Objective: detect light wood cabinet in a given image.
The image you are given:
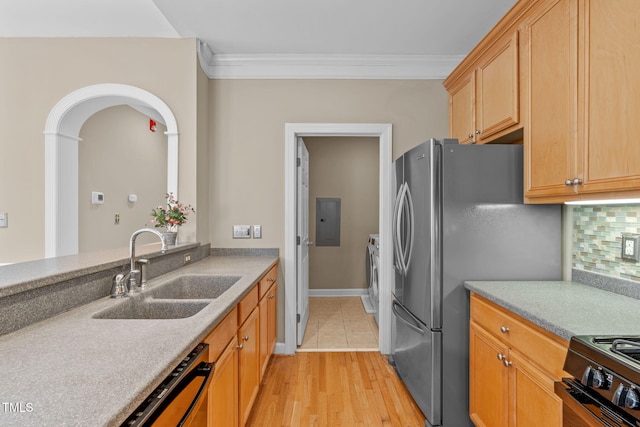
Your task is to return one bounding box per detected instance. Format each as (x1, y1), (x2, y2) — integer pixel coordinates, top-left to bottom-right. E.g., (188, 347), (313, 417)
(238, 307), (259, 427)
(446, 30), (521, 144)
(469, 294), (567, 427)
(257, 265), (277, 380)
(524, 0), (640, 202)
(258, 282), (277, 380)
(209, 336), (238, 427)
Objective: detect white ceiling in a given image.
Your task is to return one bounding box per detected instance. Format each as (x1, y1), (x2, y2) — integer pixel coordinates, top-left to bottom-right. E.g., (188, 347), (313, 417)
(0, 0), (518, 78)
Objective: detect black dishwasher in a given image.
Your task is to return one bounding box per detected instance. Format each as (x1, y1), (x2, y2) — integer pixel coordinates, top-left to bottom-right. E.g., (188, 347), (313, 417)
(121, 343), (212, 427)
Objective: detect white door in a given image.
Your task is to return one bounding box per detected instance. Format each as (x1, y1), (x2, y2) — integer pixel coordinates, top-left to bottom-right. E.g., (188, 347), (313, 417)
(296, 138), (310, 346)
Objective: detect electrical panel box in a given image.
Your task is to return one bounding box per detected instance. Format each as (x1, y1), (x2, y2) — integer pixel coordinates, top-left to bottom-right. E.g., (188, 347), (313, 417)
(316, 198), (341, 246)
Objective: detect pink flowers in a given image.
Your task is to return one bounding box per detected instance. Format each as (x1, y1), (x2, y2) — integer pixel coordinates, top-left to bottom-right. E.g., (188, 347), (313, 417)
(149, 193), (195, 232)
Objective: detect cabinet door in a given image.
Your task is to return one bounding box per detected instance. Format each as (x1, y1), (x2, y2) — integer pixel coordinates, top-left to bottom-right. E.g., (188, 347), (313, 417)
(524, 0), (579, 199)
(580, 0), (640, 194)
(258, 292), (269, 380)
(267, 283), (277, 357)
(259, 283), (277, 380)
(209, 337), (238, 427)
(449, 72), (475, 144)
(477, 32), (520, 142)
(509, 351), (562, 427)
(238, 307), (259, 427)
(469, 321), (509, 427)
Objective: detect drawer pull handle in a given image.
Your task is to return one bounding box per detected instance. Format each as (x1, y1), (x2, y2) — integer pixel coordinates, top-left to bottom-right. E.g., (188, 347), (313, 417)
(500, 326), (510, 333)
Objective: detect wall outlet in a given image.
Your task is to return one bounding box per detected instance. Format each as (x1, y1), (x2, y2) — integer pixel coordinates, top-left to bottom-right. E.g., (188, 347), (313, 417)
(233, 225), (252, 239)
(0, 212), (7, 228)
(253, 225), (262, 239)
(184, 253), (191, 264)
(621, 233), (640, 262)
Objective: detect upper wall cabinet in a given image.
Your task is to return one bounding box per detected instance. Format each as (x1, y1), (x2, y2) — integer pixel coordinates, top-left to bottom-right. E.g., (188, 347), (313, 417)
(523, 0), (640, 202)
(447, 32), (521, 145)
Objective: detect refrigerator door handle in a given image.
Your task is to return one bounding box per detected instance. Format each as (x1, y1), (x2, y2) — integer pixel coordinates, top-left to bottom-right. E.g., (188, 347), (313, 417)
(392, 300), (425, 336)
(392, 182), (403, 273)
(403, 184), (415, 275)
(395, 183), (409, 276)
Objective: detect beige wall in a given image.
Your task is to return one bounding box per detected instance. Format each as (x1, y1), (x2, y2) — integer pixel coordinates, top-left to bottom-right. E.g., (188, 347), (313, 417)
(208, 79), (447, 252)
(0, 37), (203, 264)
(78, 106), (168, 252)
(305, 137), (379, 291)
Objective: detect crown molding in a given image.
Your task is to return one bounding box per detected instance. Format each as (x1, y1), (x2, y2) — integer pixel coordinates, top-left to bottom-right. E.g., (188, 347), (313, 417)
(197, 41), (462, 80)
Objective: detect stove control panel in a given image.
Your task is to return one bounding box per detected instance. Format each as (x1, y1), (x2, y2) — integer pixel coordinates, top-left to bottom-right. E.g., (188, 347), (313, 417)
(582, 366), (612, 390)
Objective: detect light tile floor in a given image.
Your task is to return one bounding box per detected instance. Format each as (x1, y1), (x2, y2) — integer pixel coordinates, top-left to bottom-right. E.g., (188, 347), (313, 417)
(298, 296), (379, 351)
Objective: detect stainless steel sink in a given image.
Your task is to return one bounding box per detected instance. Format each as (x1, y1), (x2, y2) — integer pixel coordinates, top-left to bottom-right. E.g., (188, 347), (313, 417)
(147, 274), (241, 299)
(93, 299), (210, 320)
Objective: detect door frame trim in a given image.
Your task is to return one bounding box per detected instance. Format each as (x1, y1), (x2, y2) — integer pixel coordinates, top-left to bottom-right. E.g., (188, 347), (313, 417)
(283, 123), (393, 355)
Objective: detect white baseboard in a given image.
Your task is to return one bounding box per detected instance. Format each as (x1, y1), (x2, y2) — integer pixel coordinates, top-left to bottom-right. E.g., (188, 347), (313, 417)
(274, 342), (289, 355)
(309, 288), (368, 297)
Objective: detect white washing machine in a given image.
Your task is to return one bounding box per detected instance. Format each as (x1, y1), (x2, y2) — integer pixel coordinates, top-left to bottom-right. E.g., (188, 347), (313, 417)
(362, 233), (380, 325)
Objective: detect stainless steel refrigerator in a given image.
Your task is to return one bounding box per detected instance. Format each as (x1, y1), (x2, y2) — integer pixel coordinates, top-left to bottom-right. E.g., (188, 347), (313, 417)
(390, 139), (561, 427)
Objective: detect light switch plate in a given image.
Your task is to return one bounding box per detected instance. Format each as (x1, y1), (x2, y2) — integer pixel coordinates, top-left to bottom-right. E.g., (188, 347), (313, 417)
(253, 225), (262, 239)
(233, 225), (252, 239)
(621, 233), (640, 261)
(0, 212), (7, 228)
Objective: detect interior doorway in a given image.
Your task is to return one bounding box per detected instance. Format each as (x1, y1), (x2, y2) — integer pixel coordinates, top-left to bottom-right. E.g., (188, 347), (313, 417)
(298, 136), (380, 350)
(283, 123), (393, 356)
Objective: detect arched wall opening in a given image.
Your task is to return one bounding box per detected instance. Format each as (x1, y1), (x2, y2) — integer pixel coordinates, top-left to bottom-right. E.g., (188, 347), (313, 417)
(44, 84), (179, 257)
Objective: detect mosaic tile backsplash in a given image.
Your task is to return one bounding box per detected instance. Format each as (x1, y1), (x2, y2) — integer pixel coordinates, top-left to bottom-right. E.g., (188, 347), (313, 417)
(573, 205), (640, 282)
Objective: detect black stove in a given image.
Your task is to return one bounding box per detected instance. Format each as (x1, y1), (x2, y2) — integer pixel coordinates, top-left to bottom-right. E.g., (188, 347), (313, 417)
(557, 335), (640, 426)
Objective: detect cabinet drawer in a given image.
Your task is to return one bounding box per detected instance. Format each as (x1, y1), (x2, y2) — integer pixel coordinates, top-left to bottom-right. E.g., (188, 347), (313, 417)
(258, 265), (277, 299)
(203, 306), (238, 362)
(238, 285), (259, 325)
(471, 294), (568, 379)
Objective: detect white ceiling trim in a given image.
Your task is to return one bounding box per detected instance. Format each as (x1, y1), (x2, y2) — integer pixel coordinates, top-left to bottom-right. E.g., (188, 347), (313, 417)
(197, 42), (463, 80)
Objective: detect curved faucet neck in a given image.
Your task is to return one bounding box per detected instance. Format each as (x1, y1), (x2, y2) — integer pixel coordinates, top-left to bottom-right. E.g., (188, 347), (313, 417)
(129, 228), (168, 271)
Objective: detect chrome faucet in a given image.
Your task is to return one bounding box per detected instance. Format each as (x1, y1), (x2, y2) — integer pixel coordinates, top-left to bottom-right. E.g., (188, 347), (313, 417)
(128, 228), (168, 293)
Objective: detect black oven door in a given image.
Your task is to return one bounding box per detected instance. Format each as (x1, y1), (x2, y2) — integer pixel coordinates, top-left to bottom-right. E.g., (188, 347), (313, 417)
(555, 379), (637, 427)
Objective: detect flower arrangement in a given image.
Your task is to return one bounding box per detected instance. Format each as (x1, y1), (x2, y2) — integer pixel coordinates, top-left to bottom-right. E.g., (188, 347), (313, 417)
(150, 193), (195, 232)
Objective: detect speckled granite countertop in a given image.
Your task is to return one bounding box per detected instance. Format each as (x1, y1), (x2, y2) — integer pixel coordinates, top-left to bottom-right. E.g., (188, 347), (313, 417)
(0, 255), (278, 427)
(465, 280), (640, 341)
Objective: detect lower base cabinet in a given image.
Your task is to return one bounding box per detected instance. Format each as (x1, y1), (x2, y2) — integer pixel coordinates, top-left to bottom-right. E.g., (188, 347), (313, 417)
(469, 294), (566, 427)
(238, 307), (260, 426)
(205, 263), (278, 427)
(209, 337), (238, 427)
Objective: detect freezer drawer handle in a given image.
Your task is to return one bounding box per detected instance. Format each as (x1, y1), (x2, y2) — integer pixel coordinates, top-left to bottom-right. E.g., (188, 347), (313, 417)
(392, 301), (425, 336)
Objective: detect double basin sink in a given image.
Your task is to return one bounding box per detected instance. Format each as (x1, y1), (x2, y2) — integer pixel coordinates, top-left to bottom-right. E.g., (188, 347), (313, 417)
(93, 274), (241, 320)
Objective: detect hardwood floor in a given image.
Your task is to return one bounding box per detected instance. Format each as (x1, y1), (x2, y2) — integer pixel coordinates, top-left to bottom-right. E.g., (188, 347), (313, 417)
(246, 352), (426, 426)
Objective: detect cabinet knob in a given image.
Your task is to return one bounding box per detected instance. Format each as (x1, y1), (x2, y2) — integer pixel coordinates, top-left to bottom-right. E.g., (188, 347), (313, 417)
(500, 326), (509, 333)
(565, 179), (573, 186)
(497, 353), (505, 361)
(267, 277), (276, 283)
(468, 133), (473, 139)
(237, 343), (244, 350)
(243, 335), (249, 341)
(503, 359), (512, 367)
(268, 294), (275, 299)
(573, 178), (582, 185)
(475, 130), (481, 135)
